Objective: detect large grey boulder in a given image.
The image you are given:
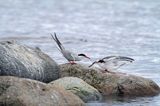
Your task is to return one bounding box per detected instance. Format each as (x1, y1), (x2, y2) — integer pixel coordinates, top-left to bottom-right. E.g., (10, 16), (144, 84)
(50, 77), (102, 102)
(0, 76), (85, 106)
(0, 41), (59, 82)
(59, 64), (160, 96)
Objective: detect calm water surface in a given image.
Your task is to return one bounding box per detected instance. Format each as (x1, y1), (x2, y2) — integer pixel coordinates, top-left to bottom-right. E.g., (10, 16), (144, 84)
(0, 0), (160, 105)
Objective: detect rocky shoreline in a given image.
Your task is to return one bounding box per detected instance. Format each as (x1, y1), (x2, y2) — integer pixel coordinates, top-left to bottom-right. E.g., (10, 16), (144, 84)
(0, 41), (159, 106)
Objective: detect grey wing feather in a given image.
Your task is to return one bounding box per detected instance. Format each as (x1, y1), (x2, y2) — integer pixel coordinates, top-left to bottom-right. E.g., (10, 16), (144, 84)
(103, 56), (134, 62)
(102, 56), (117, 62)
(103, 56), (134, 70)
(51, 33), (80, 61)
(70, 52), (80, 61)
(102, 56), (116, 60)
(115, 56), (134, 62)
(62, 50), (80, 61)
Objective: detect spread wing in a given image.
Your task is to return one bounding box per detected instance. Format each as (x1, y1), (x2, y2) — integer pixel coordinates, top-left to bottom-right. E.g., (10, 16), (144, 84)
(102, 56), (134, 70)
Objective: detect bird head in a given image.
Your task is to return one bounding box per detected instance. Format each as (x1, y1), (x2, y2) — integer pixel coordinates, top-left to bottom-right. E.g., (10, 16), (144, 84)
(97, 59), (105, 63)
(89, 59), (105, 67)
(78, 53), (91, 59)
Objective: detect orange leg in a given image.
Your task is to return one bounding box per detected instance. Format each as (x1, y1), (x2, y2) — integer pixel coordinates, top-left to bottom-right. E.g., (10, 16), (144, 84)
(103, 69), (116, 74)
(69, 61), (76, 65)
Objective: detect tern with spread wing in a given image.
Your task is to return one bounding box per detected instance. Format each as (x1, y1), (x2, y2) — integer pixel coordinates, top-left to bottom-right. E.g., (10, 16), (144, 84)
(51, 33), (90, 64)
(89, 56), (134, 73)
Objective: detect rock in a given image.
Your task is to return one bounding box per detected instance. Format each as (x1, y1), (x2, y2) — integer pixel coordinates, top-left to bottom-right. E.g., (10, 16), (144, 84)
(0, 41), (59, 82)
(59, 64), (160, 96)
(49, 77), (102, 102)
(0, 76), (85, 106)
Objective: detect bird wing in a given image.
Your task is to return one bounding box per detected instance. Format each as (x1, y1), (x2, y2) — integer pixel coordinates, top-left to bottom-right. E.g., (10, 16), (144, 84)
(103, 56), (134, 70)
(60, 49), (80, 61)
(70, 52), (80, 61)
(51, 33), (80, 61)
(103, 56), (134, 62)
(102, 56), (117, 62)
(115, 56), (134, 62)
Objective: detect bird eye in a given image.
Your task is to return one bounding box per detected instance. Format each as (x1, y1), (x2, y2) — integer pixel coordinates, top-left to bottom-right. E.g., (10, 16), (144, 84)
(78, 54), (85, 56)
(98, 60), (105, 63)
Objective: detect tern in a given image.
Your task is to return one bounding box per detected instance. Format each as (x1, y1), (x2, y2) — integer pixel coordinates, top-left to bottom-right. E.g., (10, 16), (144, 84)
(89, 56), (134, 73)
(51, 33), (90, 64)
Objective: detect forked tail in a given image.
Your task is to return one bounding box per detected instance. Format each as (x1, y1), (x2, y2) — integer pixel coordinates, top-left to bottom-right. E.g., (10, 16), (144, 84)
(50, 33), (64, 51)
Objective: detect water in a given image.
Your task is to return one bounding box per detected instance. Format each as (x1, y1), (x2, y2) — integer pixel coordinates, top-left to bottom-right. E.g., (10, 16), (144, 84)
(0, 0), (160, 105)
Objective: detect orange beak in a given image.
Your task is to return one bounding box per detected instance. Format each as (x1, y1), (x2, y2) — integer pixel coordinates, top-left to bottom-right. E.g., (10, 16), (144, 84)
(89, 61), (98, 67)
(85, 56), (91, 59)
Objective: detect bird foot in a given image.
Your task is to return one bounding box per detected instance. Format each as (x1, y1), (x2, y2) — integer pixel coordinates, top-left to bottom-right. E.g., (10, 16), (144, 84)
(102, 69), (116, 74)
(68, 61), (76, 65)
(116, 72), (127, 75)
(104, 70), (127, 75)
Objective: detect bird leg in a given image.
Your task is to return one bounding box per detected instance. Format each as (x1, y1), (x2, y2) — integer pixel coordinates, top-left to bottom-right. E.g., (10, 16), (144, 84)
(69, 61), (76, 65)
(104, 69), (126, 75)
(104, 69), (116, 74)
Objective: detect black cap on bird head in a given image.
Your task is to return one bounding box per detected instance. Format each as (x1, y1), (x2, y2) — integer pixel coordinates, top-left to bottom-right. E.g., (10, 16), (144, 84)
(89, 59), (105, 67)
(98, 59), (105, 63)
(78, 54), (90, 59)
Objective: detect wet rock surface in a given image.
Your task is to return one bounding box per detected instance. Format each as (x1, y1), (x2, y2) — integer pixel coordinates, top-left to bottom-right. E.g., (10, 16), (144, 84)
(0, 41), (59, 82)
(0, 76), (85, 106)
(49, 77), (102, 102)
(59, 64), (160, 96)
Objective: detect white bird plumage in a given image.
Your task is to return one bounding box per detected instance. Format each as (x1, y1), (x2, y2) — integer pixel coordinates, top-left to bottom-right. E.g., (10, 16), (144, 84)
(89, 56), (134, 72)
(51, 33), (90, 64)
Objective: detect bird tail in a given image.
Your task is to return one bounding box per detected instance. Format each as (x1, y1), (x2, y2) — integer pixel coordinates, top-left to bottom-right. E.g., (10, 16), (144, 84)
(50, 33), (64, 51)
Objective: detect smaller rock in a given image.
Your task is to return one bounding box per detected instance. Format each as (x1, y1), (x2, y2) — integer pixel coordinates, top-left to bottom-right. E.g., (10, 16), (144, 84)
(49, 77), (102, 102)
(0, 76), (85, 106)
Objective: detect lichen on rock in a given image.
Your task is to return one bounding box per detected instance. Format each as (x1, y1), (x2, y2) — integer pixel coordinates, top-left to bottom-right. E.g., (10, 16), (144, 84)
(49, 77), (102, 102)
(0, 76), (85, 106)
(59, 64), (160, 96)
